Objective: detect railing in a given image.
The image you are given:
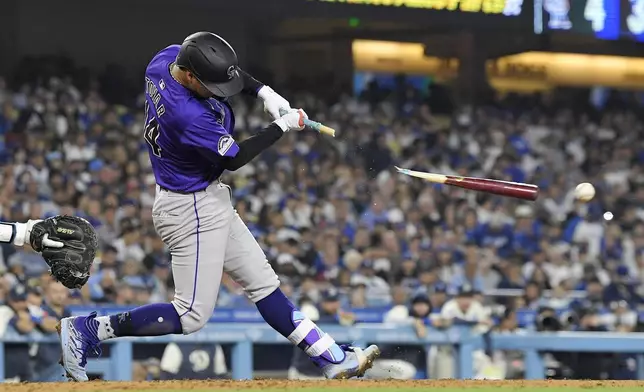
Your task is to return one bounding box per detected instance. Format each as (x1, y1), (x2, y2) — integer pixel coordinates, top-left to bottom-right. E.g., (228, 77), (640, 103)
(65, 305), (644, 328)
(2, 324), (644, 381)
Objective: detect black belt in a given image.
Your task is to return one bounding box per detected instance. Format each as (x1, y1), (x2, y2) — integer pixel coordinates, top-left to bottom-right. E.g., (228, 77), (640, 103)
(159, 182), (218, 194)
(158, 186), (203, 194)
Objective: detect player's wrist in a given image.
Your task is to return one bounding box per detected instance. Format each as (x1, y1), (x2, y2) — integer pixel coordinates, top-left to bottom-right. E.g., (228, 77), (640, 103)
(273, 118), (289, 132)
(257, 85), (274, 101)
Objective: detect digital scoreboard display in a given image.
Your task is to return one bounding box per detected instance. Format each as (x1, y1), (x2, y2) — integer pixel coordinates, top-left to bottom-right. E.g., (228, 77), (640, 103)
(310, 0), (525, 16)
(534, 0), (644, 41)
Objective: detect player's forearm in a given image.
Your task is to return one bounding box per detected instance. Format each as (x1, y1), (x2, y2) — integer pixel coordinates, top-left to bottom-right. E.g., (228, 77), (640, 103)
(0, 221), (37, 247)
(222, 123), (284, 171)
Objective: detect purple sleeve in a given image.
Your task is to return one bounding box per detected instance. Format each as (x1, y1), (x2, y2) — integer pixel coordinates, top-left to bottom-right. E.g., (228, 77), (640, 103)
(183, 113), (240, 159)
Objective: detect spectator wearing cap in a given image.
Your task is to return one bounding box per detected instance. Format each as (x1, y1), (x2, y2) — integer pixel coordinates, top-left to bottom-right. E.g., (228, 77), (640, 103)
(429, 286), (493, 379)
(395, 255), (420, 290)
(0, 284), (34, 381)
(26, 284), (44, 314)
(114, 217), (145, 263)
(428, 282), (449, 313)
(32, 282), (70, 382)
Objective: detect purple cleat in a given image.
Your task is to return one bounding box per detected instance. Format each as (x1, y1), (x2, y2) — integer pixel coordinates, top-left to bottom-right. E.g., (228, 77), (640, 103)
(57, 311), (102, 382)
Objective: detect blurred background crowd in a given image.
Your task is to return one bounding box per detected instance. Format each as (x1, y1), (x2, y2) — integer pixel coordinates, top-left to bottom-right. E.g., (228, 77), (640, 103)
(1, 58), (644, 381)
(3, 0), (644, 383)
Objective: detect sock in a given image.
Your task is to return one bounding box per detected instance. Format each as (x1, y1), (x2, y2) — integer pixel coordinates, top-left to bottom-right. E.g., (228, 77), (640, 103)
(90, 303), (183, 341)
(256, 288), (346, 366)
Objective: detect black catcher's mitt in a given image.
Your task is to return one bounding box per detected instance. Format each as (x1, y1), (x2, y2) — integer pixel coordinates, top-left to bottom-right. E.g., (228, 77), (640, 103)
(30, 215), (98, 289)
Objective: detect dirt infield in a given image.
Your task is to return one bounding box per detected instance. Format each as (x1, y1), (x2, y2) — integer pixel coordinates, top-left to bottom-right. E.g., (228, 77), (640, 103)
(3, 379), (644, 392)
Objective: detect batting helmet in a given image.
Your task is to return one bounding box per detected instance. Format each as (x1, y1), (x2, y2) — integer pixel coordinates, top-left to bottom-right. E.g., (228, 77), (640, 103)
(176, 32), (244, 98)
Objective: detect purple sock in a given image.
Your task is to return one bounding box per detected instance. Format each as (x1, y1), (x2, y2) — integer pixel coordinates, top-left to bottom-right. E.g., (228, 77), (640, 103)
(256, 289), (345, 366)
(89, 303), (183, 340)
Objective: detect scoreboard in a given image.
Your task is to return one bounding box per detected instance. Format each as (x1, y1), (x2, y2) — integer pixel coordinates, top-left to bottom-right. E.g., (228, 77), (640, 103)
(309, 0), (526, 16)
(534, 0), (644, 41)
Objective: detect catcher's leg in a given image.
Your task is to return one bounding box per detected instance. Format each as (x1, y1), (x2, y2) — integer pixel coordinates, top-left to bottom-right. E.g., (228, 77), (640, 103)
(58, 187), (232, 381)
(223, 209), (380, 379)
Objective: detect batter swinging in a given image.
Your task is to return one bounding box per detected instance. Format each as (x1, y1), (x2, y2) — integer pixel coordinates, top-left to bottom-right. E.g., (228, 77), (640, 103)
(58, 32), (380, 381)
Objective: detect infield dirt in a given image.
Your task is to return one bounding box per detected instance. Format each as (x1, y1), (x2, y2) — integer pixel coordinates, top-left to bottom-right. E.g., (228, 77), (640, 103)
(1, 379), (644, 392)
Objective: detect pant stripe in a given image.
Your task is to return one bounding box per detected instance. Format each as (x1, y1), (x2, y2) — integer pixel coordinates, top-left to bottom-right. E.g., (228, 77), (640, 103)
(180, 193), (200, 317)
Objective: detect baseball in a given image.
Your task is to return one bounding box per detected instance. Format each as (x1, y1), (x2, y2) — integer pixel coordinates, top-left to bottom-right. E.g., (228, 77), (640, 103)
(574, 182), (595, 202)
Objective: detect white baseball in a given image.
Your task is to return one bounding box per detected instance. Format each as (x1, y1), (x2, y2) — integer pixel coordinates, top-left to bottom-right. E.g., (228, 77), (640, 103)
(574, 182), (595, 202)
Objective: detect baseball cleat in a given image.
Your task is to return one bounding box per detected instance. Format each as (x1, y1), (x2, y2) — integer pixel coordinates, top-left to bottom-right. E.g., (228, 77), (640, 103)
(57, 311), (102, 382)
(321, 344), (380, 379)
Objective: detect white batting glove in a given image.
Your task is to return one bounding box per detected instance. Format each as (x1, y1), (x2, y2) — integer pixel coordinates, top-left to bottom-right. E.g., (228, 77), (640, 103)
(258, 86), (291, 120)
(273, 108), (308, 132)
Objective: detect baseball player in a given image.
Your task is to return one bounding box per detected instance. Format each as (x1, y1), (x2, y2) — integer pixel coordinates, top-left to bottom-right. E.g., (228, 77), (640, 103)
(58, 31), (380, 382)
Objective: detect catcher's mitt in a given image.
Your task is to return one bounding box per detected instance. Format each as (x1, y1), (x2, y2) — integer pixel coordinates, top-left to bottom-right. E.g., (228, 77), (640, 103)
(30, 215), (98, 289)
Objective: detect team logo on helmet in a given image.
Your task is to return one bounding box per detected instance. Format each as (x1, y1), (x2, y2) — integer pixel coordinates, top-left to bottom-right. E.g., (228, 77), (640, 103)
(227, 65), (238, 80)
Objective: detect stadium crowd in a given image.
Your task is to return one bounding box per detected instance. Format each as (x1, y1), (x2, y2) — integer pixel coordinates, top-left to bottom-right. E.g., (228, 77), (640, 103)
(0, 57), (644, 381)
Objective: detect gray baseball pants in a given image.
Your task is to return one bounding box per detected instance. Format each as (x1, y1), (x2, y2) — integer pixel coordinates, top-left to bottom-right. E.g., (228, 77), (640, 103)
(152, 181), (280, 334)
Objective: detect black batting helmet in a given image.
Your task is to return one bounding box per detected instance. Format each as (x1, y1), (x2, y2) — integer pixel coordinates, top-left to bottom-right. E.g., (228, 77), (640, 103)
(176, 32), (243, 97)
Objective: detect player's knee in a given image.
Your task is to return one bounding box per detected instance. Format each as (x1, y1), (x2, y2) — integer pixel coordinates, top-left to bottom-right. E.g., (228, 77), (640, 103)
(171, 298), (212, 334)
(247, 270), (280, 303)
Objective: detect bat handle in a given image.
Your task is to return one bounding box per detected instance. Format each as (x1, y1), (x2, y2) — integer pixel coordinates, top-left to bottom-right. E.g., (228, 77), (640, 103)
(278, 109), (336, 137)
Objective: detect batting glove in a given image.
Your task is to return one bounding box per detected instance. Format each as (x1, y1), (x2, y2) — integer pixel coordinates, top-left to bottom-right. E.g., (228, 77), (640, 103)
(258, 86), (291, 120)
(273, 108), (308, 132)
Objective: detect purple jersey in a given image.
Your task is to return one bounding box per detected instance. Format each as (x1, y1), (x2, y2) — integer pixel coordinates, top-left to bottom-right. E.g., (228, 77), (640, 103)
(143, 45), (238, 192)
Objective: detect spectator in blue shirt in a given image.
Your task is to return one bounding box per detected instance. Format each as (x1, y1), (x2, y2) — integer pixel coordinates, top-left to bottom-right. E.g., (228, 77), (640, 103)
(512, 205), (542, 256)
(359, 194), (390, 231)
(471, 213), (514, 258)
